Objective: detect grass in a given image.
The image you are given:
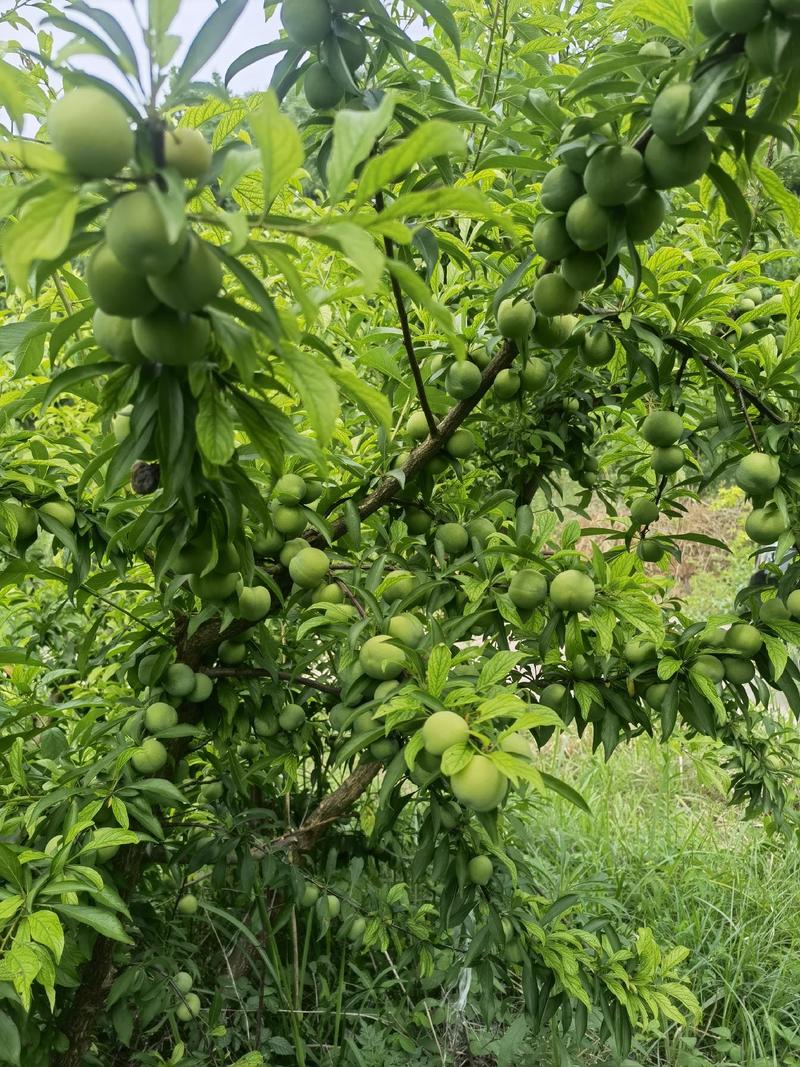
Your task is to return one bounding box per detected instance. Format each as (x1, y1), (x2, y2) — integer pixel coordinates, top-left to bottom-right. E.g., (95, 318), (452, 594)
(532, 733), (800, 1065)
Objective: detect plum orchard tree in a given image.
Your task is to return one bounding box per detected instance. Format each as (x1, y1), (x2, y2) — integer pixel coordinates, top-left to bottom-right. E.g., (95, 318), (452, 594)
(2, 0), (800, 1062)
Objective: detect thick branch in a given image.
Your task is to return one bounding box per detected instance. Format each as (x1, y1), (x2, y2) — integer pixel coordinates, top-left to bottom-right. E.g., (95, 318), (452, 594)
(269, 761), (382, 853)
(183, 339), (517, 657)
(202, 666), (340, 695)
(307, 338), (517, 547)
(56, 849), (143, 1067)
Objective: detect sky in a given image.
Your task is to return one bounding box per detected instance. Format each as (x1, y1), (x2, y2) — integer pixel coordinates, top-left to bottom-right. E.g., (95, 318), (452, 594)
(1, 0), (282, 100)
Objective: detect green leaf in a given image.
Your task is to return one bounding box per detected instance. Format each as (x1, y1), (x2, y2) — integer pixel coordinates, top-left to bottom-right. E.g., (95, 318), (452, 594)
(249, 90), (304, 210)
(46, 14), (136, 79)
(175, 0), (248, 86)
(440, 742), (473, 776)
(224, 41), (288, 87)
(40, 358), (116, 407)
(231, 1054), (265, 1067)
(0, 897), (23, 924)
(478, 652), (525, 689)
(80, 828), (138, 854)
(26, 910), (64, 963)
(321, 222), (384, 292)
(0, 138), (70, 173)
(762, 634), (788, 680)
(2, 188), (79, 290)
(754, 163), (800, 238)
(657, 658), (682, 681)
(513, 703), (567, 730)
(0, 1010), (20, 1065)
(611, 0), (691, 41)
(124, 778), (187, 807)
(475, 692), (526, 722)
(280, 346), (339, 444)
(539, 771), (591, 814)
(67, 2), (141, 80)
(196, 388), (235, 465)
(404, 0), (460, 54)
(327, 96), (395, 204)
(426, 644), (452, 697)
(327, 364), (392, 428)
(488, 749), (544, 791)
(356, 120), (467, 204)
(688, 670), (725, 722)
(707, 164), (752, 246)
(404, 730), (425, 771)
(0, 60), (29, 127)
(52, 904), (134, 944)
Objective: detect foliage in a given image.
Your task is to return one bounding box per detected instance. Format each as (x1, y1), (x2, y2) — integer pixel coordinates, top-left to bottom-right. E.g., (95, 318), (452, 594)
(0, 0), (799, 1063)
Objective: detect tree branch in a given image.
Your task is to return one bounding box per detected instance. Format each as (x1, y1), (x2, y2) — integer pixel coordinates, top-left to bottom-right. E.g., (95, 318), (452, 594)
(202, 666), (340, 695)
(666, 336), (783, 426)
(56, 849), (143, 1067)
(377, 194), (438, 438)
(269, 761), (382, 853)
(306, 337), (518, 547)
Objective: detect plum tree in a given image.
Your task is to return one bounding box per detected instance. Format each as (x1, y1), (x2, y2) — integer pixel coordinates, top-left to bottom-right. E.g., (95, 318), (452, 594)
(4, 2), (800, 1064)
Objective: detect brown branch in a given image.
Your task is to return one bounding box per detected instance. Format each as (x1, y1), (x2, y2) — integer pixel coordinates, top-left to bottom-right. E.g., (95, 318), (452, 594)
(732, 382), (761, 449)
(306, 338), (518, 548)
(56, 849), (143, 1067)
(579, 305), (783, 428)
(202, 666), (340, 696)
(270, 761), (382, 853)
(335, 578), (366, 618)
(379, 216), (438, 436)
(666, 336), (783, 425)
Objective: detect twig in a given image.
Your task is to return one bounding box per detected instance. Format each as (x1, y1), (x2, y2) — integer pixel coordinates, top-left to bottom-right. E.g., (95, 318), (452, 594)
(201, 666), (340, 696)
(335, 578), (366, 618)
(667, 336), (783, 425)
(285, 794), (301, 1008)
(52, 273), (73, 317)
(377, 192), (437, 437)
(473, 0), (509, 170)
(304, 338), (518, 549)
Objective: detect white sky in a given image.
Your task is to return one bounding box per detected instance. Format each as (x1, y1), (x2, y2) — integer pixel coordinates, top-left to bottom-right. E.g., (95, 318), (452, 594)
(1, 0), (281, 98)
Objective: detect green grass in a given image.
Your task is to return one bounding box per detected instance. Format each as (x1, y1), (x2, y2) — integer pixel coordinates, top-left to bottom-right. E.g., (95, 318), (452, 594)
(534, 734), (800, 1065)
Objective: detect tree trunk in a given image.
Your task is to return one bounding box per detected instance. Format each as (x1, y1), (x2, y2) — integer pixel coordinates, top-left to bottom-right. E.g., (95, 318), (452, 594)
(55, 848), (143, 1067)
